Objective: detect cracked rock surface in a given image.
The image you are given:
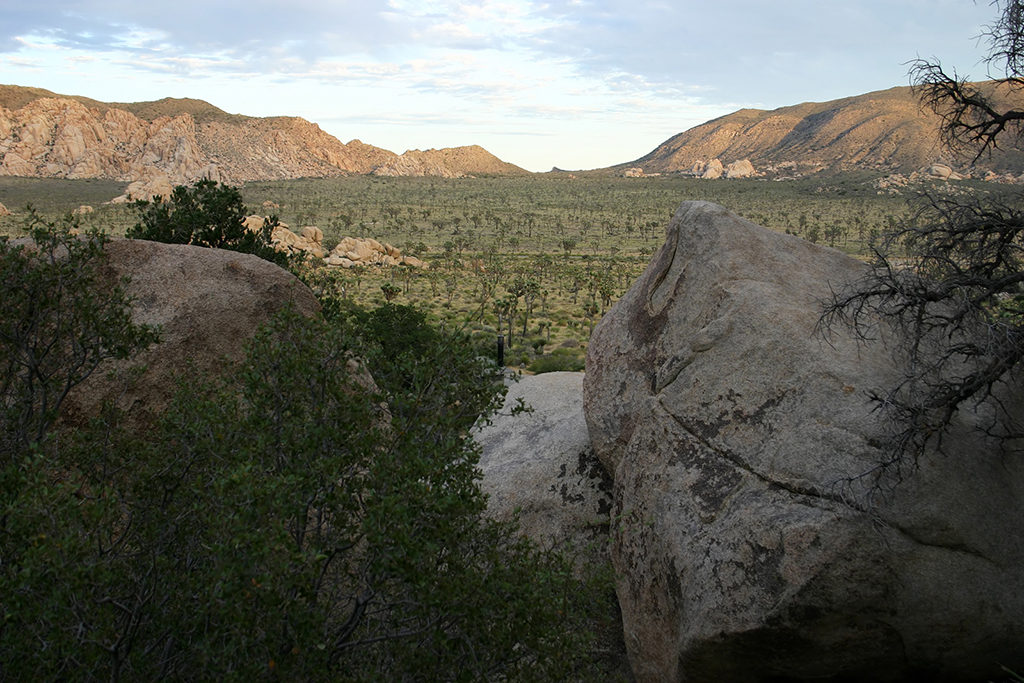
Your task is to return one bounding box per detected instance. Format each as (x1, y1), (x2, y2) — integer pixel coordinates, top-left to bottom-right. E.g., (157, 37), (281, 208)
(584, 201), (1024, 683)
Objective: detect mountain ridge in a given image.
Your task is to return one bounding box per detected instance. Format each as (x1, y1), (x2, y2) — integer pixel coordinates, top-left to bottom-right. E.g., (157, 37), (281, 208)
(615, 83), (1024, 176)
(6, 82), (1024, 189)
(0, 85), (529, 194)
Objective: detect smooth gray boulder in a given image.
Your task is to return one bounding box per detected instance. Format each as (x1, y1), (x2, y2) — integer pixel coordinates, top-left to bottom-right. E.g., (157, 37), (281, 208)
(584, 201), (1024, 683)
(476, 371), (613, 553)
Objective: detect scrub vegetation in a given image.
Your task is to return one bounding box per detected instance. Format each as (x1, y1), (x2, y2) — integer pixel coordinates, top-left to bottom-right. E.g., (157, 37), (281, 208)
(0, 171), (1015, 371)
(0, 210), (617, 682)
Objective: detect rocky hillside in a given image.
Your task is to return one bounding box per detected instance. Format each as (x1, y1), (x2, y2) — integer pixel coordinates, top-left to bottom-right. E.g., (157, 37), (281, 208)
(619, 84), (1024, 176)
(0, 85), (529, 194)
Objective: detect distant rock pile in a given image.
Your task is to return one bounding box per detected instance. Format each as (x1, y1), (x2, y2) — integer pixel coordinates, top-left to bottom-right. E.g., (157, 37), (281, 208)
(984, 169), (1024, 182)
(927, 162), (962, 180)
(624, 158), (758, 179)
(690, 158), (724, 178)
(110, 172), (178, 204)
(688, 158), (757, 178)
(873, 173), (912, 194)
(724, 158), (755, 178)
(325, 237), (427, 269)
(873, 162), (1024, 194)
(242, 215), (326, 259)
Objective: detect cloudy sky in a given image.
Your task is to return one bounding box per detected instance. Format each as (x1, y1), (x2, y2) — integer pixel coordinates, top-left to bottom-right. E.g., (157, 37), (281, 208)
(0, 1), (1000, 172)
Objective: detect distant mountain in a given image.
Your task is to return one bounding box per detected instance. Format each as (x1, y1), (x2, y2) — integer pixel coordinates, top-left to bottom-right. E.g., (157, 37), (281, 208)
(617, 84), (1024, 176)
(0, 85), (529, 194)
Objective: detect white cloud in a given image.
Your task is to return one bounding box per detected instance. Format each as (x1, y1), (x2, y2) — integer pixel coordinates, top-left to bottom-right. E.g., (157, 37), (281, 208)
(0, 0), (1010, 171)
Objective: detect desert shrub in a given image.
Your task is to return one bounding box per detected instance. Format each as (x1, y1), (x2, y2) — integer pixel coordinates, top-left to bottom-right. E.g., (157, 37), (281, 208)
(528, 347), (586, 374)
(0, 221), (598, 680)
(126, 179), (291, 268)
(0, 209), (160, 458)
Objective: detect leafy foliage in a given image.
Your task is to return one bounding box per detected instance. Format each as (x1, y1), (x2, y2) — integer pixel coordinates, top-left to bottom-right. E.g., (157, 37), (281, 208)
(0, 215), (603, 681)
(126, 179), (291, 268)
(0, 208), (160, 458)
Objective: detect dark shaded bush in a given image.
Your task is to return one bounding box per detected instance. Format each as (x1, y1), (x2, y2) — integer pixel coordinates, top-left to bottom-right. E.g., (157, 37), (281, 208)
(126, 179), (291, 268)
(1, 219), (603, 680)
(528, 347), (585, 374)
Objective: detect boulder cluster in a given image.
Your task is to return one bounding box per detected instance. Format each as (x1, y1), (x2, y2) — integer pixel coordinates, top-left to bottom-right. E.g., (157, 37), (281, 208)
(237, 216), (427, 269)
(242, 215), (325, 259)
(688, 158), (757, 178)
(325, 236), (427, 269)
(622, 159), (758, 179)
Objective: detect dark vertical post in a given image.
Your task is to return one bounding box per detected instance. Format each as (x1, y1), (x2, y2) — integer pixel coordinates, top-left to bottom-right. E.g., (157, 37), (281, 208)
(497, 334), (505, 367)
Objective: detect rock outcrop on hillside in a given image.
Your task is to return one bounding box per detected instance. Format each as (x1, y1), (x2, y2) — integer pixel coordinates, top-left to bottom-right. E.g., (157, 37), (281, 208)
(0, 86), (528, 190)
(724, 159), (756, 178)
(583, 201), (1024, 682)
(682, 158), (758, 179)
(61, 239), (321, 432)
(618, 84), (1024, 176)
(0, 97), (208, 182)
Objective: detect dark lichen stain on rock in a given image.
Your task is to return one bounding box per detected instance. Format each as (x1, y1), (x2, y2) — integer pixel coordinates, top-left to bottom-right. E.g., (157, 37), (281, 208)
(557, 483), (586, 506)
(688, 388), (791, 442)
(668, 435), (743, 518)
(547, 451), (614, 512)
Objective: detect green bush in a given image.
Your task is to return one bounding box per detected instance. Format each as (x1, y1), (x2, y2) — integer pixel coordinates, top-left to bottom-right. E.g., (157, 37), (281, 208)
(0, 219), (602, 681)
(528, 347), (586, 374)
(126, 179), (291, 268)
(0, 209), (160, 457)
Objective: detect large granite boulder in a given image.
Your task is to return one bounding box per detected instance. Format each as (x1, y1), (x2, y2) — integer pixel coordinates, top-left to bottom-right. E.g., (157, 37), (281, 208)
(61, 238), (320, 430)
(584, 201), (1024, 682)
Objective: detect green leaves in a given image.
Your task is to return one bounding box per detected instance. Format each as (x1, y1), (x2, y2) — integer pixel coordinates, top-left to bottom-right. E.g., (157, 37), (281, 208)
(1, 273), (604, 680)
(0, 209), (160, 458)
(126, 179), (292, 268)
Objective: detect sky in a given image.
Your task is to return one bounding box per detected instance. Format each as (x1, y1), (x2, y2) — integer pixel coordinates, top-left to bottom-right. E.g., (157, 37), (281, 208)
(0, 1), (1003, 172)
